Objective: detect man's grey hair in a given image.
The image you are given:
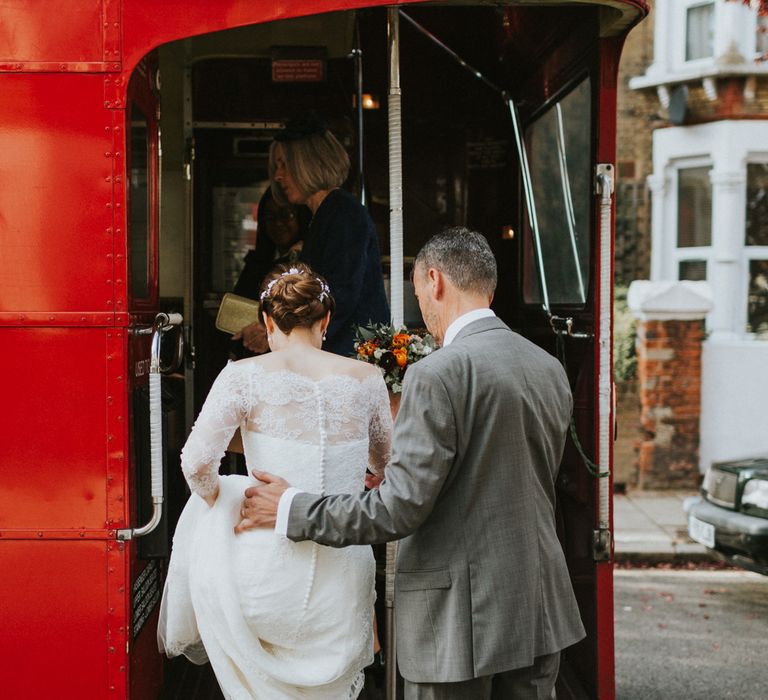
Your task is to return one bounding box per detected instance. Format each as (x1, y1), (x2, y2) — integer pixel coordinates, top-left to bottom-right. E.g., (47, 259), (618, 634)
(415, 227), (497, 296)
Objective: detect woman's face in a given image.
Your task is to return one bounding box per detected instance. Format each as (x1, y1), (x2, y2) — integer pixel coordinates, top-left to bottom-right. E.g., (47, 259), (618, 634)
(273, 146), (306, 206)
(260, 197), (300, 252)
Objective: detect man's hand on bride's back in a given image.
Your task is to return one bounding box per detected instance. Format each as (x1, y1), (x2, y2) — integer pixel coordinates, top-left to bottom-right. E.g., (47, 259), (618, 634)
(234, 471), (289, 534)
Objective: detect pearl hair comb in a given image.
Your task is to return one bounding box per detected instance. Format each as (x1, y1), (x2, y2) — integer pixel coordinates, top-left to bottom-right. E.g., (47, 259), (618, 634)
(260, 267), (330, 303)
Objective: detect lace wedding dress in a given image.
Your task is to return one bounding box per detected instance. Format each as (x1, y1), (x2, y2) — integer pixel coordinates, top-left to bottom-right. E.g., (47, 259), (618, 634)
(157, 360), (392, 700)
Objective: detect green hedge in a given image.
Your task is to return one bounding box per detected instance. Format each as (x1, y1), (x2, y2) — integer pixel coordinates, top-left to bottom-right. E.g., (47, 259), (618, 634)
(614, 286), (637, 383)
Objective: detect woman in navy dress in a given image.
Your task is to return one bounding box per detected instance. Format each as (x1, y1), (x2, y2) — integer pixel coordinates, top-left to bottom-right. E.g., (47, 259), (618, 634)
(269, 114), (389, 356)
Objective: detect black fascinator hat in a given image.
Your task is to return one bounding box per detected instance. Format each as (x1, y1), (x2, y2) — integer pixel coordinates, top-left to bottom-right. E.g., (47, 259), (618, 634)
(275, 112), (329, 142)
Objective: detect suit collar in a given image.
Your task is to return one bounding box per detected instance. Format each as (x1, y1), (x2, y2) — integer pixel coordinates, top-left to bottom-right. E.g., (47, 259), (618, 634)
(452, 315), (509, 343)
(443, 308), (495, 347)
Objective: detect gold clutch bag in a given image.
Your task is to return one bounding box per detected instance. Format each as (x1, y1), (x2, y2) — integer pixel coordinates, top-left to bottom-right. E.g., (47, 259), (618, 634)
(215, 293), (261, 335)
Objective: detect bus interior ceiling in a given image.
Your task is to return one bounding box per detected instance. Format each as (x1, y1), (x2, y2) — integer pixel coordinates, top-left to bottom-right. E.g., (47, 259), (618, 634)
(148, 5), (602, 698)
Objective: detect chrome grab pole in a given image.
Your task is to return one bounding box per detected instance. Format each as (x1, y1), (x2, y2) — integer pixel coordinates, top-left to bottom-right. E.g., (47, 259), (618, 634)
(386, 7), (402, 700)
(118, 312), (184, 541)
(388, 7), (404, 330)
(594, 165), (615, 558)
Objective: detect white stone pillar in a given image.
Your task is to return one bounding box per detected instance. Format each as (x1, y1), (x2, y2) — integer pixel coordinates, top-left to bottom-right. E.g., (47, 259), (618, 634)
(646, 0), (670, 78)
(646, 173), (668, 281)
(709, 169), (746, 338)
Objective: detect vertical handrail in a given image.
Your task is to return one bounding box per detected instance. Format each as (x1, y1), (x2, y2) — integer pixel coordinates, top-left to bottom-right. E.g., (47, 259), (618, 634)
(388, 7), (404, 330)
(386, 8), (403, 699)
(596, 166), (615, 542)
(117, 312), (183, 541)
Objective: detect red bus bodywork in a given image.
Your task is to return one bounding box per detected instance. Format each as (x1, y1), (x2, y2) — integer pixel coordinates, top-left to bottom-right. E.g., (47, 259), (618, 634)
(0, 2), (647, 698)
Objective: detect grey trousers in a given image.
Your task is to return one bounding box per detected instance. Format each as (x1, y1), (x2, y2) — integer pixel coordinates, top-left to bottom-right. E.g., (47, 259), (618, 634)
(404, 651), (560, 700)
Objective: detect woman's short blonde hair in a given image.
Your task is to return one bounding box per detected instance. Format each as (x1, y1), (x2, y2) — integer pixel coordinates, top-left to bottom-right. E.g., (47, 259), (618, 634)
(269, 129), (350, 204)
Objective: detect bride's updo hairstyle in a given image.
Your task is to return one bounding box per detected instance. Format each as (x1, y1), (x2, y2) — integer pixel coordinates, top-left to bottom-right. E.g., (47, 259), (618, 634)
(259, 262), (335, 334)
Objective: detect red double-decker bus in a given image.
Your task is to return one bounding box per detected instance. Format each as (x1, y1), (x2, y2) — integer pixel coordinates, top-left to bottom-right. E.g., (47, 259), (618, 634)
(0, 1), (647, 698)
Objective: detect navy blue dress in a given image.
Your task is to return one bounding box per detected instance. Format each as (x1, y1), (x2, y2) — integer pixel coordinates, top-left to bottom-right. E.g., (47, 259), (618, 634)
(300, 189), (390, 356)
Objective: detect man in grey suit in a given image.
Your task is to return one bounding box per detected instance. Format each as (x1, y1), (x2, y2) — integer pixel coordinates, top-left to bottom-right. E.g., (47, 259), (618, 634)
(240, 227), (585, 699)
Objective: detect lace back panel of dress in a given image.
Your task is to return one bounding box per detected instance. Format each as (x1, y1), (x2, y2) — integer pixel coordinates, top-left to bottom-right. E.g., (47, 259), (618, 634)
(246, 368), (380, 445)
(181, 361), (392, 498)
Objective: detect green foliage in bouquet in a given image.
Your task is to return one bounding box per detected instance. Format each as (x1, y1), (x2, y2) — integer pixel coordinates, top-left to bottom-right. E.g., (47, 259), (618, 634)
(354, 323), (437, 393)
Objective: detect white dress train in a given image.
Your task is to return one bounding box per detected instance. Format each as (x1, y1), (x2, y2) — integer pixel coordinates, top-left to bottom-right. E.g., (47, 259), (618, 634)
(157, 361), (392, 700)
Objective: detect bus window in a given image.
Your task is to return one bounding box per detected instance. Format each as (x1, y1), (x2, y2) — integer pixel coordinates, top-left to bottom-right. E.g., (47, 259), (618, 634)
(524, 77), (592, 306)
(130, 104), (151, 299)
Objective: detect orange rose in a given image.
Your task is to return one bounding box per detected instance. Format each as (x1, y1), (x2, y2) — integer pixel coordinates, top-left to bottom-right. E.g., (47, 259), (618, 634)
(393, 347), (408, 368)
(393, 333), (410, 348)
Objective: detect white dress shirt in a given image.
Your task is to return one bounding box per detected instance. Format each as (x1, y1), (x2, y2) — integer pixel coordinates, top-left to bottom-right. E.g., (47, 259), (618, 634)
(274, 307), (496, 535)
(441, 307), (495, 347)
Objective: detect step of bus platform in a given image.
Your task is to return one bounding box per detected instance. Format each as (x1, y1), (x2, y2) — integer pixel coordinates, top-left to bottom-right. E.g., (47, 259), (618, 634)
(158, 656), (387, 699)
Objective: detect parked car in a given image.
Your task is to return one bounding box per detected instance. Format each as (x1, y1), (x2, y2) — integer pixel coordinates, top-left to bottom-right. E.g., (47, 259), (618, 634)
(685, 458), (768, 575)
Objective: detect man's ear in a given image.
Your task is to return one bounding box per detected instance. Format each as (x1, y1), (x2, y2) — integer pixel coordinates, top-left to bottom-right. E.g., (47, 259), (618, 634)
(428, 267), (444, 300)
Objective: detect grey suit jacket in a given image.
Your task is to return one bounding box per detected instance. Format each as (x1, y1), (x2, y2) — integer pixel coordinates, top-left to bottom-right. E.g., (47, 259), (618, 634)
(287, 317), (586, 682)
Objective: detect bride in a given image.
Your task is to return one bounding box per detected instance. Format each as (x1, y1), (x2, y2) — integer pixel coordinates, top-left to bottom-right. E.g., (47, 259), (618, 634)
(157, 263), (392, 699)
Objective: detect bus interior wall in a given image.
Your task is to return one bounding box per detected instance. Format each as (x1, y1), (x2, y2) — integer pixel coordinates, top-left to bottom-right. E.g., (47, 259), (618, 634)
(147, 6), (602, 698)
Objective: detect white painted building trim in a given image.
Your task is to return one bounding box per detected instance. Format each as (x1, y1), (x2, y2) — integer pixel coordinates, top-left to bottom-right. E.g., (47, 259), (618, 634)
(628, 280), (713, 321)
(630, 0), (767, 90)
(700, 337), (768, 471)
(648, 120), (768, 340)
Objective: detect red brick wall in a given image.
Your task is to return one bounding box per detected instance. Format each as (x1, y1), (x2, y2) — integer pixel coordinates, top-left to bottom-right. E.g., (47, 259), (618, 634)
(636, 318), (704, 488)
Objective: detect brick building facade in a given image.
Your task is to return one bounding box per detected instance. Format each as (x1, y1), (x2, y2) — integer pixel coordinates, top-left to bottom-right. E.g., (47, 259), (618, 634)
(615, 2), (657, 285)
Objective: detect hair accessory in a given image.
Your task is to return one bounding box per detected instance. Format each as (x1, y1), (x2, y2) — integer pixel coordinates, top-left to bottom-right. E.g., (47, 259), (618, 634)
(260, 268), (331, 305)
(275, 112), (329, 142)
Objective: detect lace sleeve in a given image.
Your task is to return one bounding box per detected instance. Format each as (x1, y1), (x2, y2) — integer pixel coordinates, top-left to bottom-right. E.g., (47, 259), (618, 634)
(180, 362), (249, 498)
(366, 373), (392, 477)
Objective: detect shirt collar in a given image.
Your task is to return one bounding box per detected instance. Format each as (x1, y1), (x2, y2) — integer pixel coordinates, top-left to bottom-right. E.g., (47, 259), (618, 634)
(442, 308), (496, 347)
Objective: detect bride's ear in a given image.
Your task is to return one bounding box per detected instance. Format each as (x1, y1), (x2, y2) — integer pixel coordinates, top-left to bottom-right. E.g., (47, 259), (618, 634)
(320, 311), (331, 335)
(262, 312), (276, 335)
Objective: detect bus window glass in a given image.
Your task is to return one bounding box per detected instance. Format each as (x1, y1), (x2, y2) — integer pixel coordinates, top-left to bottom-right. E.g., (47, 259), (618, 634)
(211, 184), (264, 294)
(130, 104), (150, 299)
(524, 77), (591, 306)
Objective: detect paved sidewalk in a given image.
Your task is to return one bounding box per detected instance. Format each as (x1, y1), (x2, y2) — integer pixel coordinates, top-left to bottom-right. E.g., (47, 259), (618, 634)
(614, 489), (717, 561)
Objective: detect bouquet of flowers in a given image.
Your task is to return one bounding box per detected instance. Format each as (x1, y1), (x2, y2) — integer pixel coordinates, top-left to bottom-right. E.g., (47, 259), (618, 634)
(354, 323), (437, 394)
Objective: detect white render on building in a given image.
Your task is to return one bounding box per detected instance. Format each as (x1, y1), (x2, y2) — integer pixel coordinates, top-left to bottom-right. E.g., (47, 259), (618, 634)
(630, 0), (768, 473)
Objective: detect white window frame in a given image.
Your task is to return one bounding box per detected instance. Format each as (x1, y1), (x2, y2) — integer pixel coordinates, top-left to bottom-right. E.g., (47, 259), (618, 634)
(651, 122), (768, 339)
(680, 0), (716, 68)
(666, 156), (714, 281)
